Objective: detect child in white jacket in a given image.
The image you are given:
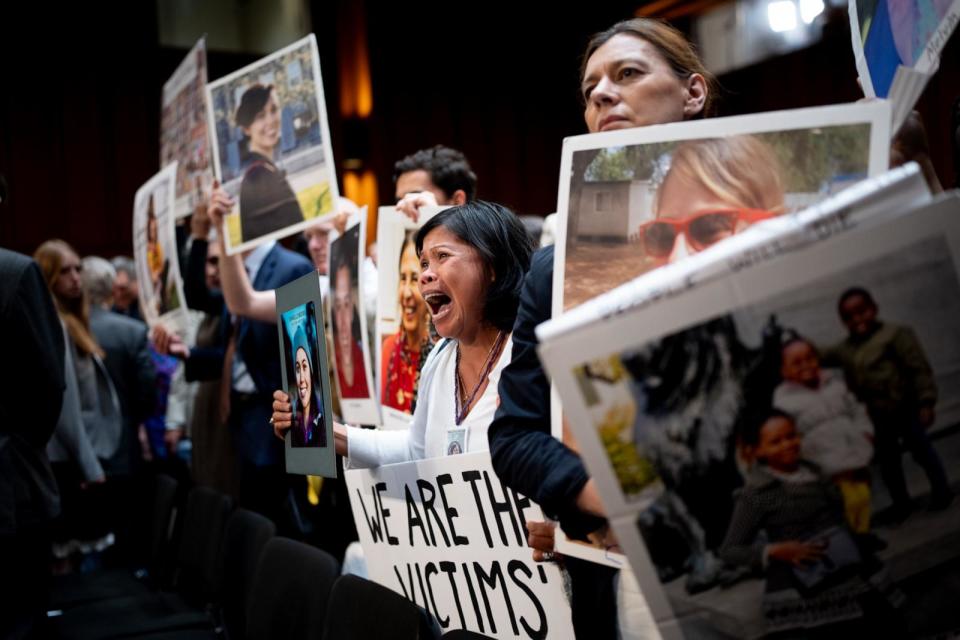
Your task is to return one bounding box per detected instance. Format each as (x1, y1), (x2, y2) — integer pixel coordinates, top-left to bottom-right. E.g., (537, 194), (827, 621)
(773, 337), (874, 533)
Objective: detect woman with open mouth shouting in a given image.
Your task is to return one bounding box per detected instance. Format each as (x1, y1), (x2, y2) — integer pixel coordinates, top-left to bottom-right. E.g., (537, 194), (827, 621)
(271, 200), (535, 464)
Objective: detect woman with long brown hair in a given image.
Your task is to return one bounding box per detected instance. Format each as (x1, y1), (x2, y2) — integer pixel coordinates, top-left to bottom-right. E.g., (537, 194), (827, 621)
(34, 240), (118, 566)
(35, 240), (104, 362)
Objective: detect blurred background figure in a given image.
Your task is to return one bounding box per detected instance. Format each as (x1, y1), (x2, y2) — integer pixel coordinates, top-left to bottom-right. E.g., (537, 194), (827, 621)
(0, 243), (65, 639)
(110, 256), (141, 322)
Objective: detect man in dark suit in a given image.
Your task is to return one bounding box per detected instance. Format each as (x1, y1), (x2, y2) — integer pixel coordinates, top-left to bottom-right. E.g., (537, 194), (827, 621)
(0, 248), (65, 639)
(182, 237), (313, 532)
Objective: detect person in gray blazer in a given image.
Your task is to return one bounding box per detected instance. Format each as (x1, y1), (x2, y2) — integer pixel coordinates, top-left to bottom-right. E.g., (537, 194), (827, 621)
(82, 257), (157, 477)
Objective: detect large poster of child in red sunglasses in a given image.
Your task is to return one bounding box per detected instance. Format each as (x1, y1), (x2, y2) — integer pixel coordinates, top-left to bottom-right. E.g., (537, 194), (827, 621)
(556, 103), (890, 312)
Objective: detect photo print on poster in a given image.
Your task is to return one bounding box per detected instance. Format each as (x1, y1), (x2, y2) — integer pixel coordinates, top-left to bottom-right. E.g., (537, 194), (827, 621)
(375, 206), (445, 430)
(330, 217), (380, 425)
(557, 103), (890, 312)
(160, 37), (214, 219)
(206, 35), (340, 254)
(277, 271), (336, 477)
(549, 102), (891, 567)
(543, 193), (960, 638)
(133, 163), (187, 332)
(282, 301), (326, 448)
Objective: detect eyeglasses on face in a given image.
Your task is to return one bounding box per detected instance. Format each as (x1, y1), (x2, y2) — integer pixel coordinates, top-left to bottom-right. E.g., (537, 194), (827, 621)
(637, 208), (775, 258)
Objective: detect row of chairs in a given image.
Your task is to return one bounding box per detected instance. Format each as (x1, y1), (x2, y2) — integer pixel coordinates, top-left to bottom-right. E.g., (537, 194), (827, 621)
(47, 476), (494, 639)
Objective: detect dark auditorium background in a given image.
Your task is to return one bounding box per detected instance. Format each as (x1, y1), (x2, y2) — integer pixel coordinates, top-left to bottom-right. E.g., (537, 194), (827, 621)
(1, 0), (957, 257)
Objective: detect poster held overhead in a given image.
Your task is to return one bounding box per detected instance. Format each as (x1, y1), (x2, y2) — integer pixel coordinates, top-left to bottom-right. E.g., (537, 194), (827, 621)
(206, 34), (340, 255)
(133, 162), (187, 333)
(277, 271), (337, 477)
(161, 37), (215, 220)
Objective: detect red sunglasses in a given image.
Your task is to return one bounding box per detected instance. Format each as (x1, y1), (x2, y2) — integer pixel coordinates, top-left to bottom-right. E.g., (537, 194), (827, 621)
(637, 208), (775, 258)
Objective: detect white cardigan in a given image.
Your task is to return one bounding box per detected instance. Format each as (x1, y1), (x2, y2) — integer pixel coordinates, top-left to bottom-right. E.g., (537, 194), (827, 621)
(773, 369), (874, 476)
(346, 336), (513, 468)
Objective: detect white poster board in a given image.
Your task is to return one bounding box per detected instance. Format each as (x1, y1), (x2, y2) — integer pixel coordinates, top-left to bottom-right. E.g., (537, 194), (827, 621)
(330, 214), (380, 425)
(346, 451), (574, 639)
(550, 102), (891, 565)
(375, 206), (445, 430)
(206, 34), (340, 255)
(540, 179), (960, 637)
(133, 162), (187, 333)
(160, 37), (215, 220)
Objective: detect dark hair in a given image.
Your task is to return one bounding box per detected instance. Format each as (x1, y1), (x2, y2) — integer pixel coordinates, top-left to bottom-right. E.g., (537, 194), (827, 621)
(331, 225), (360, 279)
(393, 145), (478, 201)
(235, 84), (274, 129)
(398, 229), (417, 269)
(331, 226), (363, 341)
(580, 18), (717, 117)
(837, 286), (875, 313)
(739, 408), (795, 448)
(415, 201), (534, 332)
(779, 334), (816, 357)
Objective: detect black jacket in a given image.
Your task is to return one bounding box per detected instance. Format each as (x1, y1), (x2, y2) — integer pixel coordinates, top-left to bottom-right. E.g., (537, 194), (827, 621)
(488, 245), (618, 639)
(0, 250), (64, 533)
(489, 245), (605, 536)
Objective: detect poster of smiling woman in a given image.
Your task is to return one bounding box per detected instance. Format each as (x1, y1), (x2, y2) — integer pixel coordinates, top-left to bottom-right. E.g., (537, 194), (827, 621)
(206, 34), (339, 255)
(277, 272), (336, 477)
(330, 217), (379, 425)
(375, 206), (445, 430)
(133, 162), (186, 332)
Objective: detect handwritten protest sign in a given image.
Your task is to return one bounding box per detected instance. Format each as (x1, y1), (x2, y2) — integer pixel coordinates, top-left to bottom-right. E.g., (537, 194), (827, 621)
(346, 452), (573, 640)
